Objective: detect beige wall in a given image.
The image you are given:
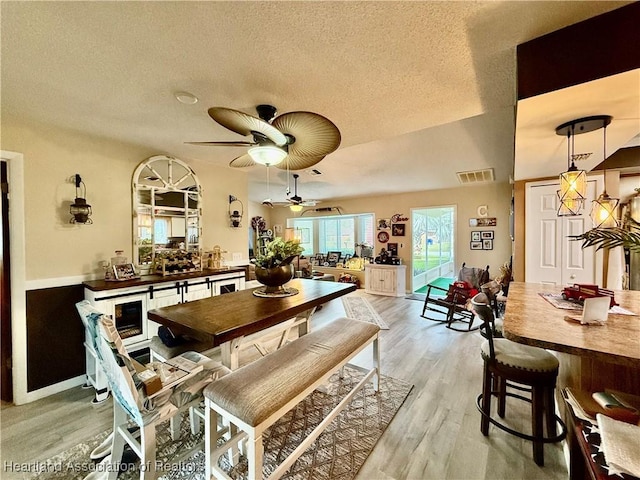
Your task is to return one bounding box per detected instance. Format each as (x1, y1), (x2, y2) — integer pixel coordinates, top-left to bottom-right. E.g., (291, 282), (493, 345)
(2, 116), (249, 281)
(269, 182), (513, 290)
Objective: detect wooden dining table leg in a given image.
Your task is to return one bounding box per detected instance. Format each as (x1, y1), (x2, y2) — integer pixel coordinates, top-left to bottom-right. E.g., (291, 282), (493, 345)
(221, 336), (243, 370)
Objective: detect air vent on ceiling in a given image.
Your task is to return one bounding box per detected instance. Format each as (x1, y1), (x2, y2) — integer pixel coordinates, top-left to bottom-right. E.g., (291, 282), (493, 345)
(456, 168), (495, 184)
(308, 169), (323, 176)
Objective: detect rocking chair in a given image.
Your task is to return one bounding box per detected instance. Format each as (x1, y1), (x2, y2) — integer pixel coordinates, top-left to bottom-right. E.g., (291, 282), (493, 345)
(420, 263), (490, 331)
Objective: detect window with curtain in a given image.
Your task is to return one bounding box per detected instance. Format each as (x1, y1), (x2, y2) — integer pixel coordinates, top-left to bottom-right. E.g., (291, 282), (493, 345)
(289, 213), (374, 255)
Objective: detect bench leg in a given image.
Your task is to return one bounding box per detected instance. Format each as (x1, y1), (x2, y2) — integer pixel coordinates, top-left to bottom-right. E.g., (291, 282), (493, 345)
(246, 434), (264, 480)
(205, 400), (215, 480)
(373, 335), (380, 392)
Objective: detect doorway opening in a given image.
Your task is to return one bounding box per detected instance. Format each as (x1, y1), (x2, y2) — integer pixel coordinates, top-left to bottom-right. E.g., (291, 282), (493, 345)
(411, 206), (456, 295)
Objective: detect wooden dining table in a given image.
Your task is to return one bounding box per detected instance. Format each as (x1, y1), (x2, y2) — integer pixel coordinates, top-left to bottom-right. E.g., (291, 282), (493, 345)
(148, 278), (356, 369)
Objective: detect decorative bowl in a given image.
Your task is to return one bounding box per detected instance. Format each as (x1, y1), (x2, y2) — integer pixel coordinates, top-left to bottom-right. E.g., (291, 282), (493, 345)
(254, 264), (295, 293)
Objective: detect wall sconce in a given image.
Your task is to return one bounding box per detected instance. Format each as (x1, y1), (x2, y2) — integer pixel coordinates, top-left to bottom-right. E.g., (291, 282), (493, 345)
(69, 174), (92, 224)
(555, 115), (612, 216)
(228, 195), (244, 228)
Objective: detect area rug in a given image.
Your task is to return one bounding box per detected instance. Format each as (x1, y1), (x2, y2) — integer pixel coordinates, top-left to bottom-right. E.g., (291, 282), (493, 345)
(31, 367), (412, 480)
(341, 295), (390, 330)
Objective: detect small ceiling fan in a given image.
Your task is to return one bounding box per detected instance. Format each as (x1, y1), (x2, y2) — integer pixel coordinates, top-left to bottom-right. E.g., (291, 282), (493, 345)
(187, 105), (341, 170)
(268, 174), (320, 209)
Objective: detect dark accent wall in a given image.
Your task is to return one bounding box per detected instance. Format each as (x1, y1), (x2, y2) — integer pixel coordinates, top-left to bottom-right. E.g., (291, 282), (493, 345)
(26, 285), (85, 391)
(517, 2), (640, 100)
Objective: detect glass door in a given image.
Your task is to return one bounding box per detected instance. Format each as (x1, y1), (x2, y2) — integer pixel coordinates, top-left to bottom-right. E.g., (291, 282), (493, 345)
(411, 206), (456, 295)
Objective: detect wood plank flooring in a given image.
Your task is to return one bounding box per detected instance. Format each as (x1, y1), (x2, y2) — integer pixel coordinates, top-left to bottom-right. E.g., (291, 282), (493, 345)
(0, 293), (568, 479)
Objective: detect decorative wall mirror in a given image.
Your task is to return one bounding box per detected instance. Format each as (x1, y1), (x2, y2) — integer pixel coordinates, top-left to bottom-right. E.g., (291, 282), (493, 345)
(132, 155), (202, 269)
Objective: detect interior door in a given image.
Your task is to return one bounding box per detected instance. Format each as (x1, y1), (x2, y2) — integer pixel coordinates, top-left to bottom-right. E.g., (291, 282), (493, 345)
(525, 178), (600, 285)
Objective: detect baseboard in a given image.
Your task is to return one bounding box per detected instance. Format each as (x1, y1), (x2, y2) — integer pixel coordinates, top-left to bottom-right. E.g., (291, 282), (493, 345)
(16, 375), (85, 405)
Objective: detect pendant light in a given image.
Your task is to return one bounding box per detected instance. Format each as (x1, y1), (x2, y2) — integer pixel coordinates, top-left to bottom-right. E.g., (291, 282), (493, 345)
(555, 115), (612, 217)
(590, 122), (619, 228)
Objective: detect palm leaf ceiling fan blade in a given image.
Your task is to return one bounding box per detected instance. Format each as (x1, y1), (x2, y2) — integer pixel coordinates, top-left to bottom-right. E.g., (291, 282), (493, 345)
(208, 107), (287, 146)
(186, 141), (257, 146)
(272, 111), (341, 158)
(228, 153), (256, 168)
(276, 154), (325, 171)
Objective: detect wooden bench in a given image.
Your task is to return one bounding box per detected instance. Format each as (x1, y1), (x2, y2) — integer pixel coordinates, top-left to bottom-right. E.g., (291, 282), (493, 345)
(203, 316), (381, 480)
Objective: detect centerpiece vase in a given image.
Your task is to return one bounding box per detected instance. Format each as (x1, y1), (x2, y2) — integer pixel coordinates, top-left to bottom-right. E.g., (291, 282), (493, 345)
(254, 264), (295, 294)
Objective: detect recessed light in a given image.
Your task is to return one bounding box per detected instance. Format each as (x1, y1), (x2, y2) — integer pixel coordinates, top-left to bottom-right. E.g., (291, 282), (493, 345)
(175, 91), (198, 105)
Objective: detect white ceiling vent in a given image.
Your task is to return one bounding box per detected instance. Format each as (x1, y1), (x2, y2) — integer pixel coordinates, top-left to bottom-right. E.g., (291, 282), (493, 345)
(456, 168), (495, 185)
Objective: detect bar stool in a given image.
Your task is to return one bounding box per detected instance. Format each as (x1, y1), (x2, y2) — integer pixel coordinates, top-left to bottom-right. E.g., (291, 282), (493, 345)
(472, 293), (566, 466)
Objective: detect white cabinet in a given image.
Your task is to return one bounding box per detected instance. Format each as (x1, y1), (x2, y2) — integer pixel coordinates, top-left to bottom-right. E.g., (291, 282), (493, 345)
(182, 279), (213, 302)
(82, 268), (247, 403)
(214, 275), (243, 295)
(365, 264), (406, 297)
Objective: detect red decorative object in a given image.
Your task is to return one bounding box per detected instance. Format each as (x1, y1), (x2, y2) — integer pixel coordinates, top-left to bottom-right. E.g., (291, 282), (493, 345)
(561, 284), (617, 307)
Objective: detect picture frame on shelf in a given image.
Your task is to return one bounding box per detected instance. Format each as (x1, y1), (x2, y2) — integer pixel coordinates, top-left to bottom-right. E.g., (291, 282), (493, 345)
(483, 239), (494, 250)
(481, 230), (494, 240)
(327, 251), (341, 265)
(470, 241), (483, 250)
(471, 231), (481, 242)
(113, 263), (138, 280)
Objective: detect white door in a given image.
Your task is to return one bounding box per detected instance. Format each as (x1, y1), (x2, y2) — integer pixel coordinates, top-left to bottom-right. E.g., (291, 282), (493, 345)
(525, 178), (602, 286)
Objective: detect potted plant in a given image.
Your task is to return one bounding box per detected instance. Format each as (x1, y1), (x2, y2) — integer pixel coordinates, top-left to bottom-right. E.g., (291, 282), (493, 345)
(253, 237), (304, 293)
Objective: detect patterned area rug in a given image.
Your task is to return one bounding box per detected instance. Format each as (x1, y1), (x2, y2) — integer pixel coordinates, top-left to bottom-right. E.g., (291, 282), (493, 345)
(32, 367), (412, 480)
(341, 295), (390, 330)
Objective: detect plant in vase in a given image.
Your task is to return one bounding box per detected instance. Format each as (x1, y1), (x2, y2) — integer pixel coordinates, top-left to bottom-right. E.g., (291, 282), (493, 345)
(253, 237), (303, 293)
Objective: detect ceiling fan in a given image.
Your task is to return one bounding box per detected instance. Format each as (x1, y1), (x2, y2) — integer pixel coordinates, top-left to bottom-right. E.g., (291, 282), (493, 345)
(187, 105), (341, 170)
(269, 174), (320, 209)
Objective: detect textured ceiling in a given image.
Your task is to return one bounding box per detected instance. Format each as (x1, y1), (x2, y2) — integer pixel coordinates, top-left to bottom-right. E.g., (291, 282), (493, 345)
(1, 1), (635, 204)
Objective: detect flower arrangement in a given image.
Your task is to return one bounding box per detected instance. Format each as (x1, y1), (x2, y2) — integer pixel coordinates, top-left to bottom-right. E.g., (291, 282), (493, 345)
(253, 237), (304, 269)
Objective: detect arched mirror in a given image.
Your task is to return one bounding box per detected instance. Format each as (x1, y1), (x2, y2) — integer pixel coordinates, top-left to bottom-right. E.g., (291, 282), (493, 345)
(132, 155), (202, 269)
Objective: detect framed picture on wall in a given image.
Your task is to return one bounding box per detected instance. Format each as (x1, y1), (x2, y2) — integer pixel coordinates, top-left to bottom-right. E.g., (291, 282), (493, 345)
(377, 218), (391, 230)
(387, 243), (398, 256)
(483, 239), (493, 250)
(481, 231), (494, 240)
(392, 224), (405, 236)
(471, 231), (481, 242)
(470, 241), (483, 250)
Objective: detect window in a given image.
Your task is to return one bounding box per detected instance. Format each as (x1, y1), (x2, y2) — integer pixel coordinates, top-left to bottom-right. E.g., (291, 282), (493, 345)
(289, 213), (374, 255)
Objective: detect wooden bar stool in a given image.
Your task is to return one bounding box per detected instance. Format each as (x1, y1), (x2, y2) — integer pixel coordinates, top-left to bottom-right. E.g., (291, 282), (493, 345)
(471, 293), (566, 466)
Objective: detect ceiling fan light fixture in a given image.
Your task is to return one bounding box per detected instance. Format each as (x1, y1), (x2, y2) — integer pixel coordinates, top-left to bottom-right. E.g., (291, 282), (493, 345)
(289, 204), (303, 212)
(248, 145), (287, 166)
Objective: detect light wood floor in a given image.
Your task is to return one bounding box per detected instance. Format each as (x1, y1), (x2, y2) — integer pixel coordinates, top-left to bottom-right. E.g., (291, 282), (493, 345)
(0, 293), (568, 479)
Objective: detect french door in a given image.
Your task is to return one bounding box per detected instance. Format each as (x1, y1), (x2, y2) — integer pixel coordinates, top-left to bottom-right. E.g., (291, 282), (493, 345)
(411, 206), (456, 294)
